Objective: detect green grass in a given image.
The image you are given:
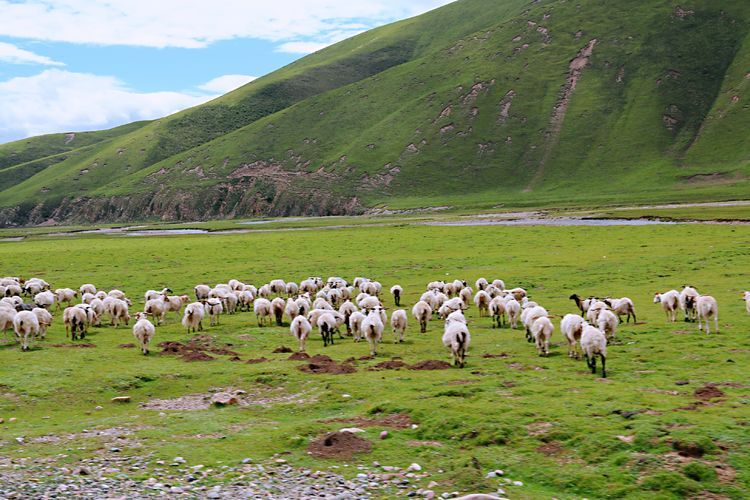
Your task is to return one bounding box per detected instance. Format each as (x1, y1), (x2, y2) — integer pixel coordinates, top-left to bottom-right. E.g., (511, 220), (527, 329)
(1, 222), (749, 498)
(1, 0), (750, 226)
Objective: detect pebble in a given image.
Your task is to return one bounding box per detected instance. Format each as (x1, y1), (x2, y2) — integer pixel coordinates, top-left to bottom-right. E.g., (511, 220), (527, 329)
(513, 481), (523, 487)
(94, 406), (103, 411)
(380, 431), (389, 440)
(407, 463), (422, 472)
(9, 417), (17, 423)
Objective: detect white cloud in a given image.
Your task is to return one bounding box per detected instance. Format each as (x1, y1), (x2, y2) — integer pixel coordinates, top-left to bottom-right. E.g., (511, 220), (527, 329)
(0, 41), (63, 66)
(0, 1), (456, 49)
(198, 74), (257, 93)
(0, 69), (215, 143)
(276, 41), (331, 55)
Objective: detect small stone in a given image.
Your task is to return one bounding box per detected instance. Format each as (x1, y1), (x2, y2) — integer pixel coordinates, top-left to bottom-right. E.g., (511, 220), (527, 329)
(342, 394), (352, 398)
(170, 487), (184, 494)
(411, 424), (419, 430)
(74, 467), (90, 476)
(159, 412), (167, 417)
(241, 458), (252, 464)
(428, 481), (439, 488)
(341, 428), (366, 434)
(0, 418), (4, 424)
(9, 417), (17, 423)
(497, 488), (506, 495)
(210, 393), (238, 406)
(110, 447), (121, 453)
(513, 481), (523, 486)
(494, 469), (504, 476)
(42, 416), (50, 419)
(111, 396), (131, 403)
(423, 490), (435, 499)
(274, 458), (287, 464)
(407, 463), (422, 472)
(173, 457), (186, 464)
(380, 431), (389, 440)
(617, 435), (635, 444)
(14, 437), (24, 444)
(94, 406), (103, 411)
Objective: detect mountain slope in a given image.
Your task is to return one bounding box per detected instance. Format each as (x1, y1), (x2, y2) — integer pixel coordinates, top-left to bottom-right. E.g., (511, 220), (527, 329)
(1, 0), (749, 225)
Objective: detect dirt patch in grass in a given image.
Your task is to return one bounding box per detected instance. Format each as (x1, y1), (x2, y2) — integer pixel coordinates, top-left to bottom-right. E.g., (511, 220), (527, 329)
(118, 343), (136, 348)
(142, 387), (312, 411)
(537, 441), (564, 455)
(245, 357), (269, 364)
(308, 431), (372, 459)
(323, 413), (413, 429)
(158, 335), (237, 362)
(447, 380), (474, 385)
(368, 358), (409, 371)
(288, 352), (311, 361)
(409, 360), (452, 370)
(273, 346), (294, 353)
(695, 384), (725, 400)
(482, 353), (510, 359)
(408, 440), (443, 448)
(298, 357), (356, 375)
(52, 343), (96, 348)
(527, 422), (553, 436)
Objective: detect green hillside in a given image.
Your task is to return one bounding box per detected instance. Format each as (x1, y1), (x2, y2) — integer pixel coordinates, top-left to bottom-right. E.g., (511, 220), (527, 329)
(1, 0), (749, 225)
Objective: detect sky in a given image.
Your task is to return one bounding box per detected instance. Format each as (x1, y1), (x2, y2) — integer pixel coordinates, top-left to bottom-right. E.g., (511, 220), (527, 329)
(0, 0), (455, 145)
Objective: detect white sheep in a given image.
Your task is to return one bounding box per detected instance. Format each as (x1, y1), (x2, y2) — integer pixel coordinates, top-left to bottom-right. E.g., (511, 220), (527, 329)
(561, 314), (585, 358)
(390, 309), (407, 343)
(581, 323), (607, 378)
(522, 305), (548, 342)
(13, 310), (39, 351)
(271, 297), (287, 326)
(269, 279), (286, 296)
(144, 297), (167, 325)
(442, 321), (471, 368)
(79, 284), (97, 295)
(317, 312), (338, 347)
(653, 290), (680, 322)
(412, 301), (432, 333)
(254, 298), (273, 327)
(358, 295), (381, 311)
(489, 296), (506, 328)
(164, 294), (190, 316)
(290, 315), (312, 352)
(63, 306), (88, 340)
(75, 303), (99, 330)
(743, 291), (750, 314)
(107, 289), (127, 300)
(145, 287), (172, 302)
(390, 285), (403, 307)
(132, 312), (156, 355)
(228, 279), (244, 291)
(459, 287), (473, 308)
(696, 295), (719, 334)
(531, 316), (554, 357)
(509, 287), (527, 301)
(34, 290), (55, 310)
(349, 311), (366, 342)
(597, 308), (619, 340)
(679, 286), (700, 322)
(475, 278), (489, 291)
(492, 279), (506, 290)
(32, 307), (52, 339)
(55, 288), (77, 310)
(238, 290), (255, 312)
(105, 297), (131, 328)
(586, 300), (608, 324)
(286, 281), (299, 297)
(569, 294), (594, 316)
(361, 306), (385, 356)
(194, 284), (210, 302)
(446, 309), (467, 325)
(81, 292), (96, 304)
(89, 298), (105, 326)
(505, 298), (521, 329)
(473, 290), (491, 317)
(181, 302), (205, 333)
(0, 305), (16, 340)
(313, 297), (333, 310)
(339, 300), (358, 336)
(604, 297), (636, 323)
(205, 298), (223, 326)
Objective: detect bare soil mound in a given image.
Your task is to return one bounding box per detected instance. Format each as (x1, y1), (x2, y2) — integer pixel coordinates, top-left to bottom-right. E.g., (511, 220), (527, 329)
(695, 384), (725, 400)
(409, 360), (452, 370)
(288, 352), (311, 361)
(245, 357), (269, 364)
(273, 346), (293, 353)
(308, 431), (372, 459)
(52, 343), (96, 348)
(298, 359), (356, 375)
(158, 335), (236, 362)
(368, 358), (409, 371)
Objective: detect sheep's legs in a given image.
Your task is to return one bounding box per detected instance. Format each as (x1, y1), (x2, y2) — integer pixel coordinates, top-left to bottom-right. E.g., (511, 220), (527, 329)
(600, 355), (606, 378)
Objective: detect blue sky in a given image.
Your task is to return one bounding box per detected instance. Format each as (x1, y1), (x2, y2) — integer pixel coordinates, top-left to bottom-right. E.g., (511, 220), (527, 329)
(0, 0), (454, 144)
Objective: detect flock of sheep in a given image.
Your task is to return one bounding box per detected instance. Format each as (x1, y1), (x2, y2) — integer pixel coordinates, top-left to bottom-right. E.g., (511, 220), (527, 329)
(1, 276), (745, 377)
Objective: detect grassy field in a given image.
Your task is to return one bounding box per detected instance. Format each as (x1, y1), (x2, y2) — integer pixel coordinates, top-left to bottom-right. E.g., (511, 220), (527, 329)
(1, 223), (750, 498)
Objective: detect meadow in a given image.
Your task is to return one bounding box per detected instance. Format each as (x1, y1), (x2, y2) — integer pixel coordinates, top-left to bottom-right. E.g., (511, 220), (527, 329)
(1, 222), (749, 499)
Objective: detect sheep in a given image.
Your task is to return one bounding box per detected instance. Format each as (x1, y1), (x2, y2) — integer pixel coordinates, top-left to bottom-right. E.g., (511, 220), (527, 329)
(32, 307), (52, 339)
(531, 316), (554, 357)
(63, 306), (88, 340)
(271, 297), (286, 326)
(560, 314), (585, 358)
(492, 279), (506, 290)
(94, 291), (107, 301)
(597, 309), (619, 340)
(442, 321), (471, 368)
(743, 291), (750, 314)
(0, 305), (15, 340)
(412, 301), (432, 333)
(509, 287), (527, 301)
(194, 284), (210, 303)
(358, 295), (381, 312)
(290, 315), (312, 352)
(489, 296), (506, 328)
(132, 312), (156, 355)
(228, 279), (245, 291)
(164, 294), (190, 316)
(182, 302), (205, 333)
(474, 290), (491, 318)
(390, 309), (407, 343)
(581, 323), (607, 378)
(107, 289), (127, 300)
(13, 310), (39, 351)
(313, 297), (333, 311)
(569, 294), (594, 316)
(696, 295), (719, 334)
(390, 285), (403, 307)
(459, 287), (473, 308)
(295, 296), (311, 317)
(317, 312), (337, 347)
(269, 279), (286, 296)
(34, 290), (55, 310)
(653, 290), (680, 322)
(339, 300), (358, 336)
(75, 303), (99, 330)
(299, 279), (318, 294)
(81, 292), (96, 304)
(349, 311), (366, 342)
(238, 290), (255, 312)
(106, 298), (131, 328)
(205, 298), (223, 326)
(258, 284), (272, 299)
(55, 288), (77, 310)
(286, 282), (299, 297)
(254, 298), (273, 327)
(446, 309), (467, 325)
(505, 298), (521, 329)
(361, 306), (385, 356)
(23, 279), (47, 295)
(475, 278), (488, 291)
(4, 283), (22, 297)
(144, 297), (167, 325)
(586, 300), (608, 324)
(522, 305), (548, 342)
(145, 288), (171, 302)
(680, 286), (700, 322)
(79, 284), (97, 295)
(89, 298), (105, 326)
(419, 291), (443, 312)
(604, 297), (636, 323)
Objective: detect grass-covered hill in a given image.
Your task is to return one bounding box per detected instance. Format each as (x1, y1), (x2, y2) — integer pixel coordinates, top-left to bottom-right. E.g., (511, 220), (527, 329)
(1, 0), (749, 226)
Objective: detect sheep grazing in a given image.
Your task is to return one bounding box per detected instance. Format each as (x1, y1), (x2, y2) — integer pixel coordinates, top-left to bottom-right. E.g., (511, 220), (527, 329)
(604, 297), (636, 323)
(561, 314), (585, 358)
(194, 284), (210, 303)
(446, 309), (467, 325)
(254, 298), (273, 327)
(286, 282), (299, 297)
(680, 286), (700, 322)
(412, 301), (432, 333)
(339, 300), (358, 335)
(132, 312), (156, 355)
(349, 311), (366, 342)
(63, 306), (88, 340)
(505, 298), (521, 329)
(390, 285), (403, 307)
(474, 290), (491, 317)
(597, 308), (619, 340)
(269, 279), (287, 296)
(442, 321), (471, 368)
(458, 287), (473, 308)
(653, 290), (680, 322)
(569, 294), (594, 316)
(145, 287), (171, 302)
(581, 323), (607, 378)
(586, 300), (607, 324)
(89, 298), (105, 326)
(271, 297), (286, 326)
(107, 289), (127, 300)
(75, 303), (99, 330)
(475, 278), (489, 291)
(290, 315), (312, 352)
(358, 295), (381, 311)
(81, 292), (95, 304)
(531, 316), (554, 357)
(491, 279), (506, 290)
(509, 287), (527, 301)
(238, 290), (255, 312)
(696, 295), (719, 334)
(390, 309), (407, 343)
(32, 307), (52, 339)
(106, 298), (131, 328)
(13, 310), (39, 351)
(144, 297), (167, 325)
(164, 294), (190, 316)
(54, 288), (77, 310)
(34, 290), (55, 310)
(182, 302), (205, 333)
(205, 298), (223, 326)
(361, 306), (385, 356)
(522, 305), (548, 343)
(79, 284), (97, 295)
(0, 305), (15, 340)
(743, 291), (750, 314)
(317, 312), (337, 347)
(489, 296), (506, 328)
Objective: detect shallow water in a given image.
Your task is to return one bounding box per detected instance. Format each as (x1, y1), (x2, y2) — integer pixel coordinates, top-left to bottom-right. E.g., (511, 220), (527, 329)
(425, 217), (678, 227)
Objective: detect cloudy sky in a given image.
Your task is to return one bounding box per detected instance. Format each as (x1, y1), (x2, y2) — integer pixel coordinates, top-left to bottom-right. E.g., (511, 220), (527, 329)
(0, 0), (455, 144)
